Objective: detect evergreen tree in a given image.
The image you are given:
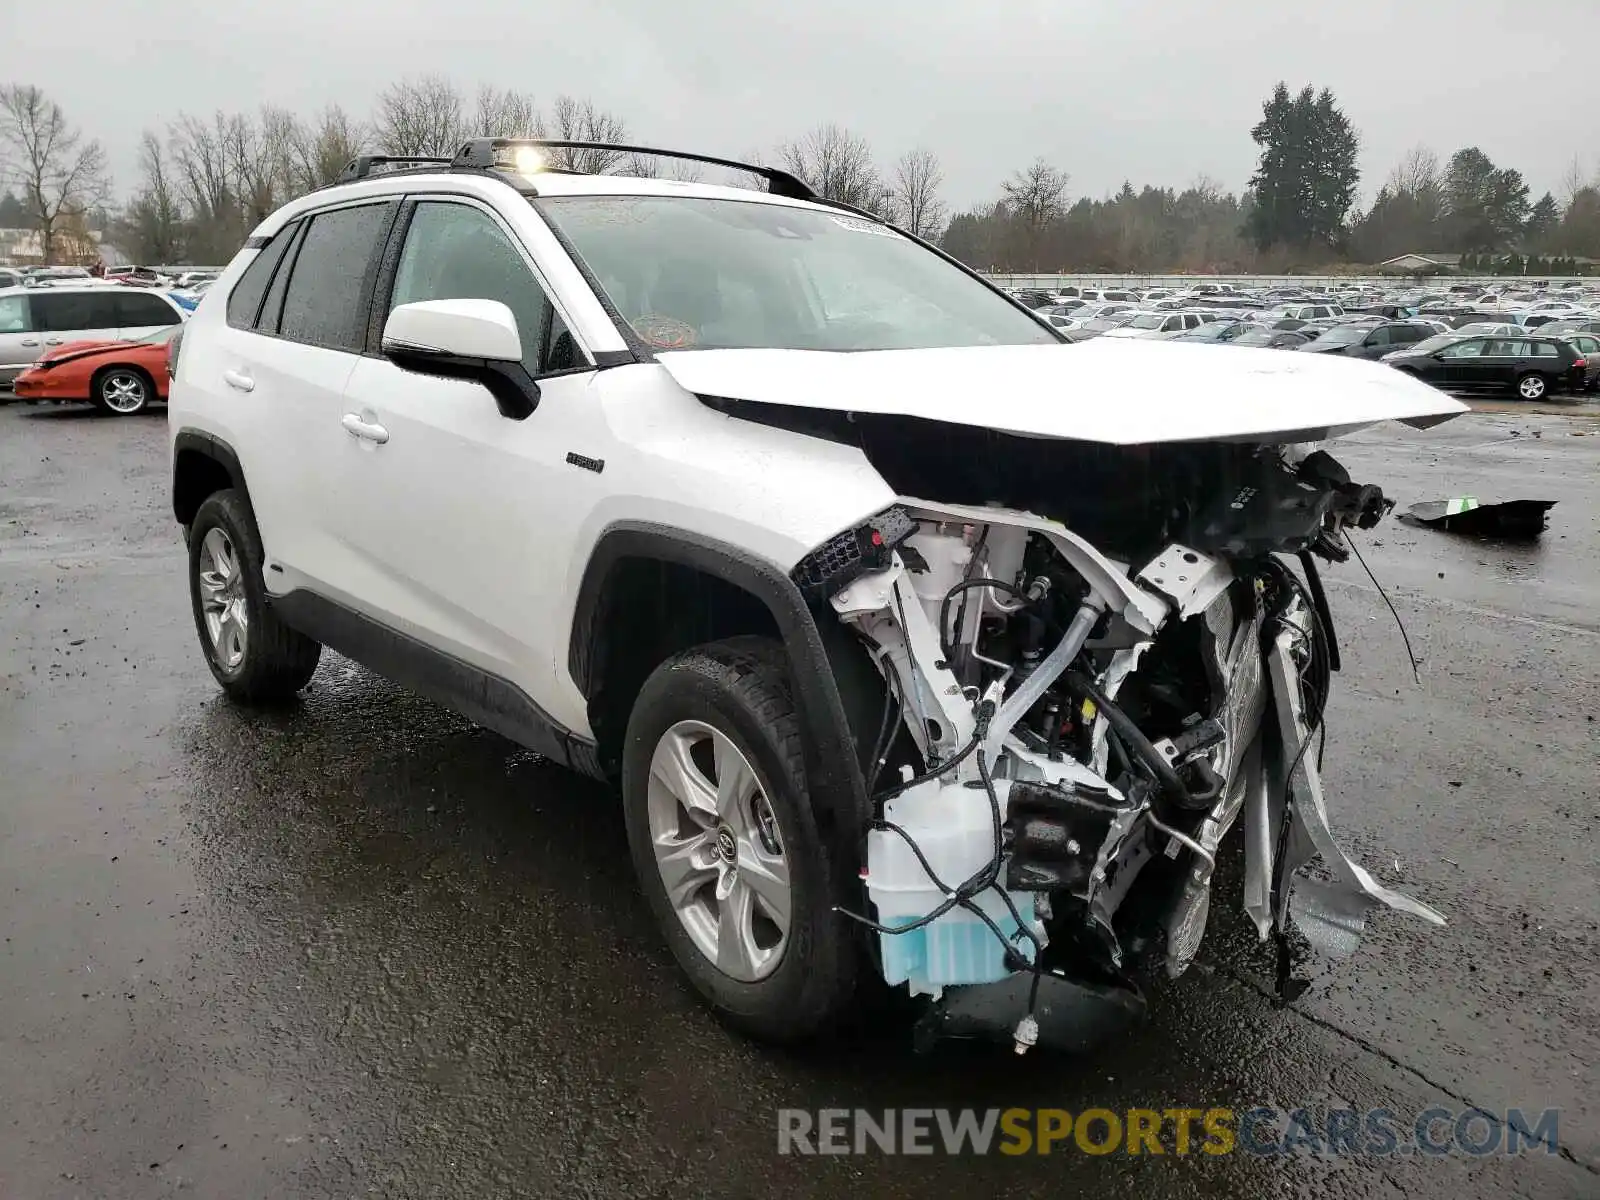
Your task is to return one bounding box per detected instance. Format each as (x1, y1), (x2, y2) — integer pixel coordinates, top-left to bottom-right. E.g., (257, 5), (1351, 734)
(1443, 148), (1530, 252)
(1244, 83), (1360, 252)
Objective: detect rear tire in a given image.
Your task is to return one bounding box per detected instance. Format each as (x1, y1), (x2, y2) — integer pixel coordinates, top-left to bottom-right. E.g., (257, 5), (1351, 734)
(1515, 372), (1547, 401)
(621, 637), (857, 1041)
(187, 489), (321, 702)
(92, 367), (153, 416)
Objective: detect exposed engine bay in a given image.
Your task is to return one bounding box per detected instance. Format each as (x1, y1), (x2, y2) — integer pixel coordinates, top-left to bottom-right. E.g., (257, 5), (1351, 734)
(795, 439), (1445, 1053)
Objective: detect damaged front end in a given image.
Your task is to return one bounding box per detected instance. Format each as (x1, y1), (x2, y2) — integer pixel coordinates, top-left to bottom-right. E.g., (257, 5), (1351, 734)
(794, 440), (1444, 1053)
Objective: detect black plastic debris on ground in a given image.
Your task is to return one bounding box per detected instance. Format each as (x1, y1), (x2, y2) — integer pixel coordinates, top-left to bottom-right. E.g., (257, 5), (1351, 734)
(1400, 498), (1557, 539)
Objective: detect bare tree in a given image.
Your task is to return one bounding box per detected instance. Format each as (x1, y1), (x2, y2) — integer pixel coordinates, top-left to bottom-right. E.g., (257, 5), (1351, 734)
(168, 112), (240, 260)
(285, 105), (366, 191)
(226, 108), (296, 227)
(890, 147), (946, 239)
(0, 84), (111, 264)
(119, 130), (185, 263)
(472, 86), (542, 139)
(1388, 145), (1441, 198)
(1559, 154), (1590, 207)
(779, 123), (888, 212)
(1001, 158), (1069, 229)
(624, 151), (703, 182)
(546, 96), (628, 173)
(376, 75), (466, 156)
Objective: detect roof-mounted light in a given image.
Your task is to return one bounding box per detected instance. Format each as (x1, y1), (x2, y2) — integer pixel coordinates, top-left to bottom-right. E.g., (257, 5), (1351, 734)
(503, 145), (547, 175)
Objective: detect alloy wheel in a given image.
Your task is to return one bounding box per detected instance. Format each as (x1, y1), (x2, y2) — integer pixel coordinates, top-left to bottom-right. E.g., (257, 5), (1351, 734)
(1518, 375), (1546, 400)
(645, 719), (791, 982)
(101, 371), (148, 413)
(197, 527), (249, 670)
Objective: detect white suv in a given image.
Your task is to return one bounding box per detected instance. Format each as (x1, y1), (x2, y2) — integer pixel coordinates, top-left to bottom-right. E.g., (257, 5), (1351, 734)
(169, 140), (1461, 1051)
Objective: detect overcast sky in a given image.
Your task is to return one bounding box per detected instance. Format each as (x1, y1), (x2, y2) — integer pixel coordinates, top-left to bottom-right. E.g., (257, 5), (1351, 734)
(4, 0), (1593, 212)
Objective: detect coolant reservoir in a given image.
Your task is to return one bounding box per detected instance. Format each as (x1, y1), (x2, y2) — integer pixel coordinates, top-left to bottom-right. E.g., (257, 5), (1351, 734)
(904, 526), (971, 617)
(866, 778), (1039, 997)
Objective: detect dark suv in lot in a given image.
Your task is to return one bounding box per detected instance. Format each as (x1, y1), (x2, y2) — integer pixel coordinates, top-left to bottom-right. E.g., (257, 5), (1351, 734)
(1297, 320), (1435, 360)
(1386, 334), (1587, 401)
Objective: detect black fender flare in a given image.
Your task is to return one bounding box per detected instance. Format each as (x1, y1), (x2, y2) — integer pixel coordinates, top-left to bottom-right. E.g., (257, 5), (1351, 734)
(172, 428), (247, 525)
(568, 522), (871, 835)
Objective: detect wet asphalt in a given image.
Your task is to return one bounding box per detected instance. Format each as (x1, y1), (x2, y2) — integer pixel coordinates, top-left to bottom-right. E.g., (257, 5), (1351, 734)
(0, 398), (1596, 1199)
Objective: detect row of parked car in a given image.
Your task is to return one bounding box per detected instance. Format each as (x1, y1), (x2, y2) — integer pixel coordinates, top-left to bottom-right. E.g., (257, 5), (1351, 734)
(1003, 281), (1600, 399)
(0, 280), (191, 414)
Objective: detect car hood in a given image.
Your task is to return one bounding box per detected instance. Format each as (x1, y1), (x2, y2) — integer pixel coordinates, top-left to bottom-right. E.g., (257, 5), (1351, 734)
(657, 341), (1466, 445)
(41, 339), (122, 360)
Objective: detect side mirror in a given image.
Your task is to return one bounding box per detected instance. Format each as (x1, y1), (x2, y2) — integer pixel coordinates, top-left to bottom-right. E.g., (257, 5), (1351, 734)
(381, 299), (538, 420)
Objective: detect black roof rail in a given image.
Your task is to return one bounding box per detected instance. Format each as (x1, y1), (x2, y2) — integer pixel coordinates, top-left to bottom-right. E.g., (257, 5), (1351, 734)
(450, 138), (820, 202)
(336, 154), (453, 184)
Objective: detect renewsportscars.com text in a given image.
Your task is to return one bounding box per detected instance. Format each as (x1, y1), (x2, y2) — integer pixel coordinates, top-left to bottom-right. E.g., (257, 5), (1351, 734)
(777, 1106), (1562, 1157)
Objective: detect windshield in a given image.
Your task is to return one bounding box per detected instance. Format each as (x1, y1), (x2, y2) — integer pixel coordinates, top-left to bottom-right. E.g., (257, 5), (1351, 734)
(1126, 314), (1165, 330)
(535, 196), (1057, 352)
(134, 325), (180, 345)
(1311, 324), (1368, 345)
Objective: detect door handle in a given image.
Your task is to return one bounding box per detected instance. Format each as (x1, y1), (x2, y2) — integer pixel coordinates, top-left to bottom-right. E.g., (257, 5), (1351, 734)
(44, 336), (63, 345)
(222, 368), (255, 392)
(20, 337), (39, 347)
(341, 413), (389, 444)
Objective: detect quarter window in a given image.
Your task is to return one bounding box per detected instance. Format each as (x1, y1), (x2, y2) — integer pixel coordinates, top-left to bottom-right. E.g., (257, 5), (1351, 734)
(114, 292), (178, 327)
(226, 224), (298, 330)
(277, 204), (392, 352)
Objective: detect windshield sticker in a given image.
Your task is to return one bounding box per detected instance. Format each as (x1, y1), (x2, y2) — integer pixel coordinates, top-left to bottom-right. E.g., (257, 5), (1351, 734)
(829, 215), (897, 237)
(634, 314), (698, 350)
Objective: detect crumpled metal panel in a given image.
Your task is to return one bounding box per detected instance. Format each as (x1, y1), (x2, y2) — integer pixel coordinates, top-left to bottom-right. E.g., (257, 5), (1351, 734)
(1260, 617), (1446, 953)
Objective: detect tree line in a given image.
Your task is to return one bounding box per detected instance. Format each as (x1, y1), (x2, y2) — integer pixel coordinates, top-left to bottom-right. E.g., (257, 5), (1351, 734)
(946, 83), (1600, 273)
(0, 78), (948, 266)
(3, 76), (1599, 273)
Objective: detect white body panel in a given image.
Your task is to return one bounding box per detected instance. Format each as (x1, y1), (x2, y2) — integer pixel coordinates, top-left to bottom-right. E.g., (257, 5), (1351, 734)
(655, 338), (1467, 446)
(321, 357), (894, 735)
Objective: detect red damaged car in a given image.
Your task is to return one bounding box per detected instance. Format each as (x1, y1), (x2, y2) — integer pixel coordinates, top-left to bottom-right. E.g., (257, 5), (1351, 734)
(11, 326), (178, 416)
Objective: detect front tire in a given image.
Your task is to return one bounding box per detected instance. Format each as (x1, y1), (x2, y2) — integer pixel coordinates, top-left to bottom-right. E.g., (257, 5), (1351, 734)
(622, 637), (857, 1041)
(187, 489), (321, 702)
(92, 367), (152, 416)
(1515, 372), (1548, 401)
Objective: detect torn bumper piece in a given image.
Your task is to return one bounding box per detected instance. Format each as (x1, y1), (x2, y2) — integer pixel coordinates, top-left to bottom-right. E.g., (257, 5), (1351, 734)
(1250, 614), (1447, 958)
(913, 971), (1146, 1054)
(1401, 498), (1556, 538)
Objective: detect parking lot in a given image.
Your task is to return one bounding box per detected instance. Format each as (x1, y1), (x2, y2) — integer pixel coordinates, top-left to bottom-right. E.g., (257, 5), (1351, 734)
(1, 400), (1596, 1198)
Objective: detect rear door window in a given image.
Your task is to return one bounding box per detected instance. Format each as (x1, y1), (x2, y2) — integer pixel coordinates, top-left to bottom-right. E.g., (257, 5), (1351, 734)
(33, 290), (121, 332)
(277, 203), (392, 352)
